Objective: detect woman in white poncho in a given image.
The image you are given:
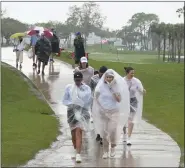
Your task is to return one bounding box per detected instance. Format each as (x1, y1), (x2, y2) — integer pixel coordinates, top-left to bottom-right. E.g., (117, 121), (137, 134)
(123, 67), (146, 146)
(92, 69), (130, 159)
(63, 71), (92, 163)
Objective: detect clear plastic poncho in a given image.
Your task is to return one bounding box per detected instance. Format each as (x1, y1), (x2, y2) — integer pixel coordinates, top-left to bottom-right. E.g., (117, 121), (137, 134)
(123, 76), (144, 126)
(63, 83), (92, 131)
(92, 69), (130, 144)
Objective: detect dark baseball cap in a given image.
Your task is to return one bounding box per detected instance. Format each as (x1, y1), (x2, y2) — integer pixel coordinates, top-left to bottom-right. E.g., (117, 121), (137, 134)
(99, 66), (108, 73)
(74, 71), (83, 79)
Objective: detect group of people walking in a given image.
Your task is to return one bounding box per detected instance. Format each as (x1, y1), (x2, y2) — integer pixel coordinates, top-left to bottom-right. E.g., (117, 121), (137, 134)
(62, 54), (146, 163)
(13, 28), (60, 75)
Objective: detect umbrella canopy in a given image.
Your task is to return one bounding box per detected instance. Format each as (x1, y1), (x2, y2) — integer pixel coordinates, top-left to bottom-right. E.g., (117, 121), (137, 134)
(10, 32), (26, 39)
(27, 26), (53, 37)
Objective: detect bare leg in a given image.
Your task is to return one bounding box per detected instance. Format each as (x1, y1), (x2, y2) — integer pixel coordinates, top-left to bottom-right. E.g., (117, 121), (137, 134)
(128, 120), (134, 138)
(16, 51), (20, 67)
(71, 130), (76, 149)
(75, 128), (82, 154)
(37, 60), (41, 74)
(41, 62), (45, 75)
(103, 138), (109, 153)
(123, 126), (126, 134)
(32, 47), (35, 63)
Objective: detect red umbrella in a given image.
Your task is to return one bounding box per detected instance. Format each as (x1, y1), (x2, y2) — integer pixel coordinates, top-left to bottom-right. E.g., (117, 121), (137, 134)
(26, 26), (53, 37)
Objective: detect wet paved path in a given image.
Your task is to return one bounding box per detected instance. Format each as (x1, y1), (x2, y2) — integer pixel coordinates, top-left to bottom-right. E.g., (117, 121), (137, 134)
(2, 47), (181, 167)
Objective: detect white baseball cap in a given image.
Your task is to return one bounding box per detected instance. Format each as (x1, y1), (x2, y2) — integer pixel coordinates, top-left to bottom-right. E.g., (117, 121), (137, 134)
(80, 57), (88, 63)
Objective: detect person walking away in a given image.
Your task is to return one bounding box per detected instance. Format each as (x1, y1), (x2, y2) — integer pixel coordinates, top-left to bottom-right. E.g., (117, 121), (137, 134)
(74, 57), (94, 86)
(30, 30), (40, 68)
(92, 69), (130, 159)
(14, 36), (25, 69)
(49, 28), (60, 62)
(90, 66), (108, 144)
(35, 33), (52, 75)
(122, 67), (146, 145)
(63, 71), (92, 163)
(74, 32), (85, 67)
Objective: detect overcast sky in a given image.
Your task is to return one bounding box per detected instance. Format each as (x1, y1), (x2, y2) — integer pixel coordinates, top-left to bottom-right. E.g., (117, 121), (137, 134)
(2, 1), (184, 30)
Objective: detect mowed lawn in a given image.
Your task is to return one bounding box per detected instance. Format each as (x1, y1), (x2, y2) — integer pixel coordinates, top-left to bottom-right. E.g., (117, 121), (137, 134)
(1, 64), (59, 167)
(57, 52), (184, 164)
(89, 52), (159, 63)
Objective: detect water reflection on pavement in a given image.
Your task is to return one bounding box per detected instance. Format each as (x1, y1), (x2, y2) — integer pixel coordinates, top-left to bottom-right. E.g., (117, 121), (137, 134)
(2, 47), (181, 167)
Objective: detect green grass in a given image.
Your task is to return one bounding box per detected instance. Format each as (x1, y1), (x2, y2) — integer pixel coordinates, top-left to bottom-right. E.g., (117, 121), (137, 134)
(1, 64), (59, 167)
(56, 51), (184, 166)
(89, 52), (159, 64)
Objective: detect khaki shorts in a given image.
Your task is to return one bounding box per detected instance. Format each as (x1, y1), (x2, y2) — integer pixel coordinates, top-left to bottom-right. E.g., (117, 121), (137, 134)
(16, 51), (23, 63)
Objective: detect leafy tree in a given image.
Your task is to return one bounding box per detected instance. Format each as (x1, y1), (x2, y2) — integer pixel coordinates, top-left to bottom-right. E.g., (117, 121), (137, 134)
(128, 12), (159, 50)
(66, 2), (106, 47)
(2, 17), (28, 44)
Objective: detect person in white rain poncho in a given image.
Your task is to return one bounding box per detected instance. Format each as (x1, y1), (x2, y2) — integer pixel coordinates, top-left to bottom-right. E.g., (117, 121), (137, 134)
(122, 67), (146, 146)
(13, 36), (26, 69)
(90, 66), (108, 145)
(63, 71), (92, 163)
(92, 69), (130, 159)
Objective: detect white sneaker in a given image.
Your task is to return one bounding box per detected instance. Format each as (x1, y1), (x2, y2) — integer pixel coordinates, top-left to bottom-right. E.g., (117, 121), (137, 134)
(110, 147), (116, 157)
(76, 154), (82, 163)
(102, 152), (109, 159)
(123, 134), (127, 142)
(71, 149), (76, 159)
(127, 138), (132, 146)
(90, 117), (93, 123)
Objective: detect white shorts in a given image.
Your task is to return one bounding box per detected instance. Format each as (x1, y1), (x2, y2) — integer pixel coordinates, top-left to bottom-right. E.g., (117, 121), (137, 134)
(16, 51), (23, 63)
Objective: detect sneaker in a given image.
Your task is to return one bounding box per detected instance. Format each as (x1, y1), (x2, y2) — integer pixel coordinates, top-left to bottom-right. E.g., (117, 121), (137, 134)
(102, 152), (109, 159)
(127, 138), (132, 146)
(123, 134), (127, 142)
(71, 149), (76, 159)
(96, 134), (101, 141)
(110, 147), (116, 157)
(76, 154), (82, 163)
(90, 117), (93, 123)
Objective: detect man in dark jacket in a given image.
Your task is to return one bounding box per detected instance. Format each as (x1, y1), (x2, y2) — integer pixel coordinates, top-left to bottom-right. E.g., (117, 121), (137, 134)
(35, 33), (52, 75)
(74, 32), (85, 67)
(49, 28), (60, 62)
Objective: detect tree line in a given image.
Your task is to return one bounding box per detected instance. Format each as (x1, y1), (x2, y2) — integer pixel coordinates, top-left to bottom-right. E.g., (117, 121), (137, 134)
(1, 3), (184, 63)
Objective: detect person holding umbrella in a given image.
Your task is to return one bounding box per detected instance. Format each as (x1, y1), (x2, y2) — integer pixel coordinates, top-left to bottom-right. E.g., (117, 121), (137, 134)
(35, 33), (52, 75)
(13, 36), (26, 69)
(74, 32), (85, 67)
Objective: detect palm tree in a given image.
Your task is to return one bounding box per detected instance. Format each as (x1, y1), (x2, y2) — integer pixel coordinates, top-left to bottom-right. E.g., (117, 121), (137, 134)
(160, 22), (167, 62)
(150, 23), (162, 60)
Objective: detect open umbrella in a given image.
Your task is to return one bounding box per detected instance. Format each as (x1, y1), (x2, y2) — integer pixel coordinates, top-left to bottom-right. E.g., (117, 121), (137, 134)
(27, 26), (53, 37)
(10, 32), (26, 39)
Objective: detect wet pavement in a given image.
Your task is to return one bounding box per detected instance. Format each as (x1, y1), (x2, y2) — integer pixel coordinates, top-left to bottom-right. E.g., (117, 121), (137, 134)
(2, 47), (181, 167)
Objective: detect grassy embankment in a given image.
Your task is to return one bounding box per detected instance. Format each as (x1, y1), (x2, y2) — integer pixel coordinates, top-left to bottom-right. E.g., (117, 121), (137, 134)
(2, 64), (59, 167)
